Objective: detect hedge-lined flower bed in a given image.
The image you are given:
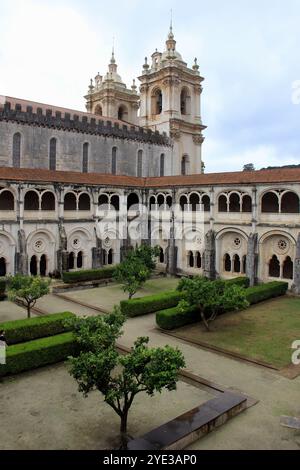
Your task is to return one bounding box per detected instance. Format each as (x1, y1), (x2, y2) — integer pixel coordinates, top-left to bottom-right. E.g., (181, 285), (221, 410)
(120, 291), (184, 317)
(0, 332), (76, 377)
(156, 281), (289, 330)
(0, 312), (75, 345)
(62, 267), (115, 284)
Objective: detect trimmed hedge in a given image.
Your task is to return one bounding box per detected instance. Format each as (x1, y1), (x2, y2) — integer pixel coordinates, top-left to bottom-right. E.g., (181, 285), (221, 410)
(0, 332), (76, 377)
(245, 281), (288, 305)
(120, 290), (184, 317)
(62, 267), (115, 284)
(225, 277), (250, 288)
(0, 278), (6, 300)
(0, 312), (75, 345)
(156, 305), (198, 330)
(156, 280), (289, 330)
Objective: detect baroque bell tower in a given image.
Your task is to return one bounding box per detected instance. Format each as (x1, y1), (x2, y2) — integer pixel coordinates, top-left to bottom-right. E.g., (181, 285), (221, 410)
(138, 25), (206, 175)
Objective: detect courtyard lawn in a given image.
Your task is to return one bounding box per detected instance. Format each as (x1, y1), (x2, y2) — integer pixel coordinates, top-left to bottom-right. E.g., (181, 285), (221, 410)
(61, 276), (180, 312)
(167, 296), (300, 369)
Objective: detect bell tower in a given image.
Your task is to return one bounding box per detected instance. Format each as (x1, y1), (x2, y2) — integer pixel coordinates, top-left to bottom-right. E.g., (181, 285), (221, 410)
(85, 50), (139, 125)
(138, 25), (206, 174)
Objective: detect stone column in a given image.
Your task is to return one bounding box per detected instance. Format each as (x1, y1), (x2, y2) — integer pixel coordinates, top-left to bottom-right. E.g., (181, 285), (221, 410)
(16, 229), (28, 275)
(92, 227), (103, 269)
(292, 233), (300, 294)
(204, 230), (216, 280)
(166, 190), (177, 276)
(246, 233), (258, 287)
(57, 223), (68, 275)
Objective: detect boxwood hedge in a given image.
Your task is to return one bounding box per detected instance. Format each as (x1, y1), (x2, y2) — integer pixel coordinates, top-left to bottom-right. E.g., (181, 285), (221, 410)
(225, 276), (250, 288)
(156, 280), (289, 330)
(156, 305), (198, 330)
(62, 267), (115, 284)
(245, 281), (288, 304)
(120, 290), (184, 317)
(0, 332), (76, 377)
(0, 312), (75, 345)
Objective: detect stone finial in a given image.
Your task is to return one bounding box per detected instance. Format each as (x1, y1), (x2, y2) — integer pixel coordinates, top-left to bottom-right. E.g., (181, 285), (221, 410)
(193, 57), (200, 72)
(143, 57), (149, 72)
(131, 79), (137, 92)
(88, 79), (94, 93)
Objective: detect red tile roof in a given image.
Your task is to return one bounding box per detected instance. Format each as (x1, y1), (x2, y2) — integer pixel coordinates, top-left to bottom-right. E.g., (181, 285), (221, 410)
(0, 166), (300, 188)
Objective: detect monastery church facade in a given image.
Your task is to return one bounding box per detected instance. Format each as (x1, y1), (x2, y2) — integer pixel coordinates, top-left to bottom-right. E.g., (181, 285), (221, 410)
(0, 26), (300, 292)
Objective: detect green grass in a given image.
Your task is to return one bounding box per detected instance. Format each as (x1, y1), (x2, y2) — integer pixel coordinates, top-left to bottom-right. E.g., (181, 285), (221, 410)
(170, 296), (300, 368)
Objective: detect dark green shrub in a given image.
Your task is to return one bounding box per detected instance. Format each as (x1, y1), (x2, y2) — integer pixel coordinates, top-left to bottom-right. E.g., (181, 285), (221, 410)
(245, 281), (288, 304)
(156, 305), (198, 330)
(0, 312), (75, 345)
(0, 278), (6, 300)
(225, 277), (250, 288)
(120, 290), (184, 317)
(62, 267), (115, 284)
(0, 332), (76, 377)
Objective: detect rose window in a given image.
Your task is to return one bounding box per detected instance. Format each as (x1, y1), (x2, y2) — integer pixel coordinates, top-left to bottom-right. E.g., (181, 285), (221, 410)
(278, 240), (287, 251)
(234, 238), (241, 247)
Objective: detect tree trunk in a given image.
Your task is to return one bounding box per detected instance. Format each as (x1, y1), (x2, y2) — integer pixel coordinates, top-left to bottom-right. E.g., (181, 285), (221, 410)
(120, 411), (129, 449)
(27, 304), (31, 319)
(200, 310), (210, 331)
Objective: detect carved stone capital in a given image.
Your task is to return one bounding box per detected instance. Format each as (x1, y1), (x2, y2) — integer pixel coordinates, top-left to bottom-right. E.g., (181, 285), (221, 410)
(194, 85), (203, 95)
(193, 134), (205, 145)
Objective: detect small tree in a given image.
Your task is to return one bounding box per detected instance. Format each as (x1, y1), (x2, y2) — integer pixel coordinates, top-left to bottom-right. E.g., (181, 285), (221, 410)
(7, 275), (50, 318)
(243, 163), (255, 172)
(67, 309), (185, 448)
(178, 277), (248, 331)
(114, 245), (160, 299)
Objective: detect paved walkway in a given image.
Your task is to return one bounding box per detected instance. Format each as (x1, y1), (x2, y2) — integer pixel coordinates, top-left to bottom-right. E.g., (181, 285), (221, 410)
(1, 287), (299, 450)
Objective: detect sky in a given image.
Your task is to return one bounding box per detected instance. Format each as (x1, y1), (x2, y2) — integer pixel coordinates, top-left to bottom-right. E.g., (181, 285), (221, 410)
(0, 0), (300, 173)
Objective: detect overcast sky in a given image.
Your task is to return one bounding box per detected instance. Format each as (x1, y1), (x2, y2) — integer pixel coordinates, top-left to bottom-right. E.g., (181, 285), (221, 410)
(0, 0), (299, 173)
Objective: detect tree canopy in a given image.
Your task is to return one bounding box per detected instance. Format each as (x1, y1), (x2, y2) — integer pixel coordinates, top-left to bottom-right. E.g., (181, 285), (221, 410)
(7, 275), (50, 318)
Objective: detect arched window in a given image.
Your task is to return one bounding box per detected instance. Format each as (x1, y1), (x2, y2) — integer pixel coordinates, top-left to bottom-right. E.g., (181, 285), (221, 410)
(77, 251), (83, 269)
(41, 192), (55, 211)
(224, 254), (231, 272)
(229, 193), (240, 212)
(98, 194), (109, 209)
(157, 194), (165, 207)
(180, 195), (188, 211)
(218, 195), (227, 212)
(49, 138), (57, 171)
(95, 105), (102, 116)
(82, 143), (89, 173)
(68, 252), (75, 270)
(118, 106), (128, 121)
(0, 191), (14, 210)
(107, 249), (113, 265)
(111, 195), (120, 211)
(127, 193), (139, 211)
(160, 154), (165, 177)
(242, 255), (247, 274)
(166, 195), (172, 207)
(24, 191), (39, 211)
(181, 155), (189, 175)
(233, 254), (241, 273)
(13, 133), (21, 168)
(40, 255), (47, 277)
(152, 89), (162, 115)
(78, 193), (91, 211)
(269, 255), (280, 278)
(190, 193), (200, 211)
(112, 147), (117, 175)
(281, 192), (299, 213)
(30, 255), (38, 276)
(64, 193), (77, 211)
(180, 88), (191, 115)
(159, 247), (165, 263)
(242, 195), (252, 213)
(149, 196), (156, 210)
(283, 256), (293, 280)
(196, 252), (202, 269)
(189, 251), (194, 268)
(137, 150), (143, 177)
(202, 195), (210, 212)
(0, 257), (6, 277)
(262, 192), (279, 213)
